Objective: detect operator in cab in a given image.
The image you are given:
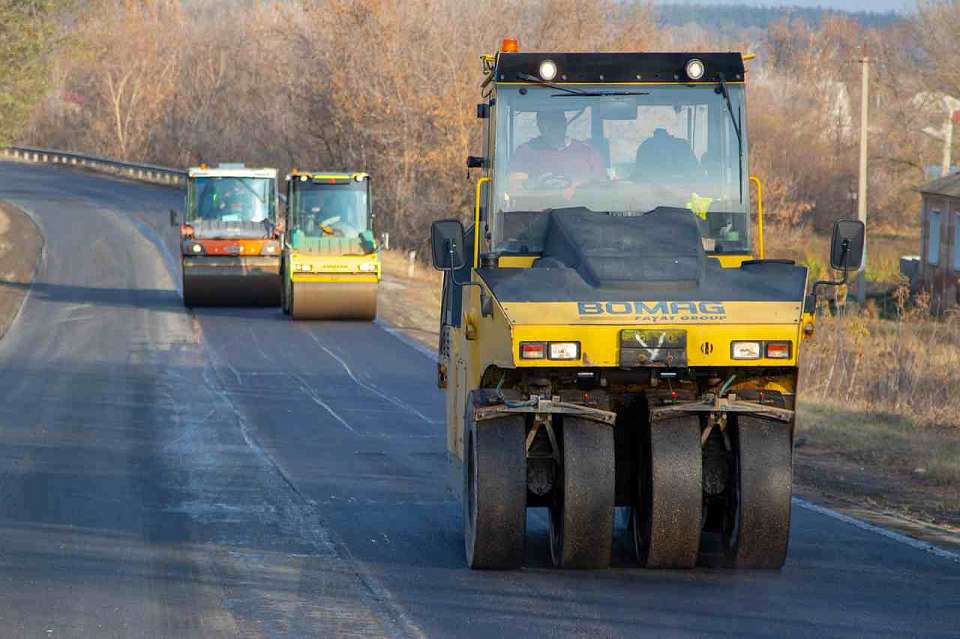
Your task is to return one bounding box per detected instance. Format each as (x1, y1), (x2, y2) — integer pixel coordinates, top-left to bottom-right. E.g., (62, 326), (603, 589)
(508, 110), (603, 196)
(299, 188), (363, 238)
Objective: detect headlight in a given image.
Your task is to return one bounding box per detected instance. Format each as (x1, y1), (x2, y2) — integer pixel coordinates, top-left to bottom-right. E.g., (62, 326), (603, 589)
(358, 262), (377, 272)
(685, 58), (705, 80)
(539, 59), (558, 81)
(184, 241), (203, 255)
(731, 341), (761, 360)
(261, 243), (278, 255)
(548, 342), (580, 360)
(294, 263), (312, 272)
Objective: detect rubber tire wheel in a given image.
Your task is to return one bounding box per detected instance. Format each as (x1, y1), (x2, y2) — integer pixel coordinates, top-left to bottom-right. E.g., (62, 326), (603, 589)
(635, 414), (702, 568)
(725, 416), (792, 569)
(549, 417), (615, 569)
(463, 397), (526, 570)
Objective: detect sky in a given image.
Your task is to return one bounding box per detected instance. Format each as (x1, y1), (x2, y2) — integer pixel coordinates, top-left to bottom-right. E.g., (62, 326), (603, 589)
(656, 0), (915, 12)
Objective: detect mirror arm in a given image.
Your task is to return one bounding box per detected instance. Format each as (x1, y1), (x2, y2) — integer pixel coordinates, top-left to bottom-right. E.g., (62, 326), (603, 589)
(811, 241), (850, 298)
(443, 241), (480, 288)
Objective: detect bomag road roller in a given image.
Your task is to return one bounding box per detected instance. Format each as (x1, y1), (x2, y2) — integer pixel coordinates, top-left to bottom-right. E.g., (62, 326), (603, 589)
(280, 171), (380, 320)
(431, 43), (864, 570)
(171, 163), (282, 306)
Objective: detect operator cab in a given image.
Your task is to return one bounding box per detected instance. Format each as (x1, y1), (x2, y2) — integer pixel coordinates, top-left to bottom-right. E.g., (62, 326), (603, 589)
(285, 172), (374, 251)
(476, 51), (751, 265)
(185, 164), (278, 228)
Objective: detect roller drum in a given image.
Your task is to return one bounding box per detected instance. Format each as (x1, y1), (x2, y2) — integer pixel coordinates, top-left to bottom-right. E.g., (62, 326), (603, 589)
(182, 258), (281, 307)
(290, 281), (378, 321)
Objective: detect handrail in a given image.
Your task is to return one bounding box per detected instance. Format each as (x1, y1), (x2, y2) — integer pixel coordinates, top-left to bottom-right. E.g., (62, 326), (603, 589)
(473, 176), (491, 268)
(749, 175), (765, 259)
(1, 145), (187, 186)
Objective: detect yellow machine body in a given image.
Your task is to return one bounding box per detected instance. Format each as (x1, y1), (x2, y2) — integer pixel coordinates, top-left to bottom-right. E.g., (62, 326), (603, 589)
(435, 48), (819, 571)
(282, 171), (380, 320)
(442, 279), (803, 459)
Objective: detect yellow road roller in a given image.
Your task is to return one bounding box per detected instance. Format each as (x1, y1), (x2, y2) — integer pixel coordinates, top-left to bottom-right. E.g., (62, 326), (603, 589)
(431, 43), (863, 570)
(172, 164), (282, 306)
(281, 171), (380, 320)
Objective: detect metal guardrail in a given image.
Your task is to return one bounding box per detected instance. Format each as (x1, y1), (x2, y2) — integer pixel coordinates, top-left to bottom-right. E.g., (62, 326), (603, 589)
(1, 146), (187, 186)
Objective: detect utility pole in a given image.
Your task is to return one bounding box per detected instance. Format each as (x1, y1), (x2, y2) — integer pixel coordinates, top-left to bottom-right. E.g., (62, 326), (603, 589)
(942, 113), (953, 176)
(856, 55), (869, 306)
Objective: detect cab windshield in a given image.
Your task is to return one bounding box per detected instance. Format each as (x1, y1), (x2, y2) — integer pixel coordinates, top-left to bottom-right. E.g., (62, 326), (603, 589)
(187, 177), (275, 223)
(491, 84), (749, 254)
(290, 180), (369, 239)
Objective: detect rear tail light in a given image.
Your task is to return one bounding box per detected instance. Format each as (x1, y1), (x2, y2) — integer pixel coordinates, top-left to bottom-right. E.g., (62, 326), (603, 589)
(520, 341), (581, 360)
(520, 342), (546, 359)
(765, 342), (791, 359)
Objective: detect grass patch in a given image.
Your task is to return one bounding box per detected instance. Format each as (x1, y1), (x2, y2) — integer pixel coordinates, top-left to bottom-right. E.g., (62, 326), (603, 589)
(798, 400), (960, 487)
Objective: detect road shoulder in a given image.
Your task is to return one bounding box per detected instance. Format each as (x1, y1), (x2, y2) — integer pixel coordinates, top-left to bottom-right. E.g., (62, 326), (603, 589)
(0, 201), (43, 340)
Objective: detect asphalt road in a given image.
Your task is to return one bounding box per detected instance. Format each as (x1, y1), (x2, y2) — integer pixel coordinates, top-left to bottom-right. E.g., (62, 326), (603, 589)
(0, 160), (957, 638)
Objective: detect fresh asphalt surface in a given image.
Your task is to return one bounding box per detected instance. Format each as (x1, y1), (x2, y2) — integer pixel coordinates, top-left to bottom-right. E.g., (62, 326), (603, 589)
(0, 160), (956, 638)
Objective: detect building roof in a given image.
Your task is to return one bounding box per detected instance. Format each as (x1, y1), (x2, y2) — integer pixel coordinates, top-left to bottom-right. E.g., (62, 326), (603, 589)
(917, 171), (960, 197)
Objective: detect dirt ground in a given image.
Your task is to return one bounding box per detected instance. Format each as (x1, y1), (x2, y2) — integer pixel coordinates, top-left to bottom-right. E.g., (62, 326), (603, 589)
(378, 250), (442, 349)
(0, 202), (43, 340)
(375, 250), (960, 551)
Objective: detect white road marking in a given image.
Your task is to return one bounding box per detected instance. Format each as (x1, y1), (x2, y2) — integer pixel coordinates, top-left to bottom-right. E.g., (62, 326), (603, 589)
(291, 372), (358, 434)
(301, 327), (437, 425)
(793, 497), (960, 564)
(375, 320), (438, 361)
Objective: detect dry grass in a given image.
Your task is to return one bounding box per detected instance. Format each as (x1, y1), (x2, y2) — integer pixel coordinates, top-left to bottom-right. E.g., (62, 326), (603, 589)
(764, 222), (920, 284)
(797, 402), (960, 489)
(801, 309), (960, 428)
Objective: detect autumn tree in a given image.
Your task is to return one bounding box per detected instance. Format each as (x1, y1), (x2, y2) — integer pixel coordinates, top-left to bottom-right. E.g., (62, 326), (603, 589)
(0, 0), (65, 144)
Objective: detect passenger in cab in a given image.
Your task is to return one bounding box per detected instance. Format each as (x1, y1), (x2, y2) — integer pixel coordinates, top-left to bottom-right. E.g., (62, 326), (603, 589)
(633, 127), (701, 181)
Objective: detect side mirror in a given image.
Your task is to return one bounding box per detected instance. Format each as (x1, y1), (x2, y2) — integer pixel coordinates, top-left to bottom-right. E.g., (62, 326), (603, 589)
(830, 219), (865, 272)
(431, 219), (467, 271)
(466, 156), (485, 169)
(169, 209), (179, 227)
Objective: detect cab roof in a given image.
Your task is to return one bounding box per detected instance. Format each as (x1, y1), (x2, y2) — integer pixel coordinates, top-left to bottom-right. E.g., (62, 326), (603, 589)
(494, 52), (745, 84)
(287, 170), (370, 182)
(188, 165), (277, 179)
